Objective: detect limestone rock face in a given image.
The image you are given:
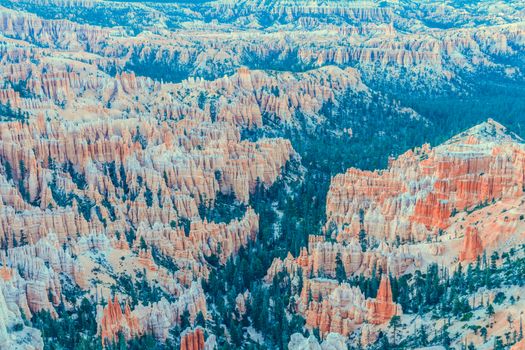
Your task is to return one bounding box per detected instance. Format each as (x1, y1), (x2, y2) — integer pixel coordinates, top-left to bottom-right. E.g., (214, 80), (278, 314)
(0, 233), (87, 319)
(3, 0), (521, 87)
(0, 114), (292, 246)
(0, 0), (523, 347)
(265, 120), (525, 342)
(288, 332), (347, 350)
(267, 235), (421, 282)
(96, 281), (208, 343)
(0, 282), (43, 349)
(300, 280), (368, 336)
(267, 247), (403, 338)
(295, 276), (401, 335)
(0, 22), (299, 341)
(100, 296), (140, 345)
(130, 283), (207, 341)
(326, 119), (525, 246)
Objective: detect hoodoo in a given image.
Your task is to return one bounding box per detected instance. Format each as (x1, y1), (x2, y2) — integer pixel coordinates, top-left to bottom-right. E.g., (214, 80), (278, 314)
(0, 0), (523, 349)
(366, 276), (399, 325)
(459, 227), (484, 262)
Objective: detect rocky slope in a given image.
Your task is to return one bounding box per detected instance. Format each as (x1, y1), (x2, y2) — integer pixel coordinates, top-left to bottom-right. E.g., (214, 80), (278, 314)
(326, 119), (525, 249)
(274, 119), (525, 348)
(0, 0), (523, 349)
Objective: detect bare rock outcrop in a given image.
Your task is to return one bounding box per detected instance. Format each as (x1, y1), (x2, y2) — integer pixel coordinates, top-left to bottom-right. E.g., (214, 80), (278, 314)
(267, 235), (421, 282)
(180, 328), (205, 350)
(0, 282), (43, 349)
(326, 119), (525, 247)
(366, 276), (400, 325)
(100, 296), (140, 346)
(288, 332), (347, 350)
(458, 227), (484, 262)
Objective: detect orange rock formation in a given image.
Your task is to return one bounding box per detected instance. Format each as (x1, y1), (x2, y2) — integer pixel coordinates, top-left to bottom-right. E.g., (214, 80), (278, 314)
(326, 120), (525, 245)
(180, 328), (205, 350)
(0, 1), (523, 347)
(459, 227), (484, 262)
(266, 235), (421, 282)
(100, 296), (140, 345)
(366, 276), (399, 325)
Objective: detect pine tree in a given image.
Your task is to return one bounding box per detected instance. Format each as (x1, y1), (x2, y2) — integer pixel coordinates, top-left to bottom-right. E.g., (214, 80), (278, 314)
(180, 308), (191, 329)
(120, 163), (129, 194)
(480, 327), (488, 343)
(335, 252), (346, 282)
(418, 325), (428, 346)
(3, 160), (12, 181)
(140, 236), (147, 250)
(494, 336), (504, 350)
(145, 186), (153, 207)
(390, 315), (401, 346)
(486, 304), (496, 330)
(195, 311), (205, 327)
(441, 326), (451, 349)
(486, 304), (495, 319)
(118, 331), (126, 350)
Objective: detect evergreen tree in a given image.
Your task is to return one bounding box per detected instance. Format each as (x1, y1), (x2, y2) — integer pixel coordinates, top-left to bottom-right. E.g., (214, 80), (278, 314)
(195, 311), (206, 327)
(145, 186), (153, 207)
(487, 304), (495, 322)
(335, 252), (346, 282)
(418, 325), (428, 346)
(389, 315), (401, 346)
